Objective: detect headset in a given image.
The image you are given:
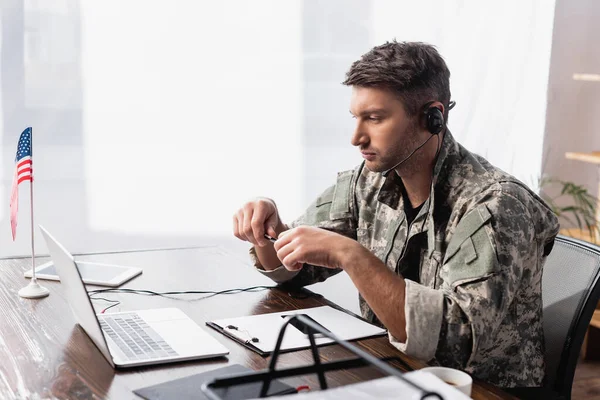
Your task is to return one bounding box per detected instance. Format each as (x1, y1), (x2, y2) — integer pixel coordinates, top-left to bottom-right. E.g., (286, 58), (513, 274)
(381, 100), (456, 177)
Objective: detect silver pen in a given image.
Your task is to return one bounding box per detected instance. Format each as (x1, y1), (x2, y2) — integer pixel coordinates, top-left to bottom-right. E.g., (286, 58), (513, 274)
(263, 233), (277, 243)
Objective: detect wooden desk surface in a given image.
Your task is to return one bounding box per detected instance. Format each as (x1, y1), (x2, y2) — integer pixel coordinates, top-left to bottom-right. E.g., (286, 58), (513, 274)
(0, 246), (513, 399)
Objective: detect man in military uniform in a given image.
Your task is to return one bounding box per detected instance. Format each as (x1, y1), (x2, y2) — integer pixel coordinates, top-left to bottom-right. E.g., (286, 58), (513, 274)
(232, 41), (559, 390)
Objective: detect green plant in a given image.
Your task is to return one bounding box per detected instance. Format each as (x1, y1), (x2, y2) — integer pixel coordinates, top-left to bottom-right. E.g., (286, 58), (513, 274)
(539, 176), (599, 239)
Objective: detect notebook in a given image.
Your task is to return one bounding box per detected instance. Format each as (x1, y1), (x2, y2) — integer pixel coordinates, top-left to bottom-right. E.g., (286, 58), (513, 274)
(134, 364), (296, 399)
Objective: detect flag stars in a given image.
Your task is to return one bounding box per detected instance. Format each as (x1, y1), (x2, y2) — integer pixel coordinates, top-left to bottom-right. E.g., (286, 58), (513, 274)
(15, 129), (32, 161)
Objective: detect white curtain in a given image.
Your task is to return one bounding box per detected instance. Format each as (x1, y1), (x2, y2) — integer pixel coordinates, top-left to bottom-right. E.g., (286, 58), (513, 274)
(80, 1), (304, 235)
(0, 1), (556, 257)
(371, 0), (556, 189)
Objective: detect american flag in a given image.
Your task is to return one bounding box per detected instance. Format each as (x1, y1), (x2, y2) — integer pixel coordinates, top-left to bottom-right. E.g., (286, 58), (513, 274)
(10, 128), (33, 241)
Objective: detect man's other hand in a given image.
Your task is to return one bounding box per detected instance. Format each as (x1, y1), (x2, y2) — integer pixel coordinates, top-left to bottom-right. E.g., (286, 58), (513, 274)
(233, 198), (286, 247)
(274, 226), (363, 271)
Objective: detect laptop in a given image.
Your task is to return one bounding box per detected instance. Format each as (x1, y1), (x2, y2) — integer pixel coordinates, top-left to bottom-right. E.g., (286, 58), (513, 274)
(39, 225), (229, 368)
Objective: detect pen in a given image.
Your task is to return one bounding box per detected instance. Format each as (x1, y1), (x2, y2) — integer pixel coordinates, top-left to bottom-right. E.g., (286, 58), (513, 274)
(264, 233), (277, 243)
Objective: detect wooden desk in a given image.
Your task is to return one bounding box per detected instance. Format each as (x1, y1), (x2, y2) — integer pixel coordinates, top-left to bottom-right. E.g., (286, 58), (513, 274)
(0, 246), (513, 399)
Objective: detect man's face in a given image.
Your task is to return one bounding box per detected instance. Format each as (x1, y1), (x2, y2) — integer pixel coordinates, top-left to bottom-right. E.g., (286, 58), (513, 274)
(349, 86), (425, 175)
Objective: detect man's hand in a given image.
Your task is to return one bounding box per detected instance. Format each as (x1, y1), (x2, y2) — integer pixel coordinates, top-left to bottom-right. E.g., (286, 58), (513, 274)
(233, 198), (287, 247)
(274, 226), (364, 271)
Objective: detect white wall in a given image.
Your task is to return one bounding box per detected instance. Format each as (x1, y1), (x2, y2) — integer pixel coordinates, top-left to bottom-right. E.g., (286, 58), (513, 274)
(1, 1), (304, 257)
(371, 0), (557, 189)
(0, 1), (556, 259)
(80, 1), (303, 236)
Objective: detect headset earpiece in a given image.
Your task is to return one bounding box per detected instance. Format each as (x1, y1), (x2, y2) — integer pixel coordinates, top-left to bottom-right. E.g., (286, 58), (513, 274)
(381, 100), (453, 177)
(424, 106), (444, 135)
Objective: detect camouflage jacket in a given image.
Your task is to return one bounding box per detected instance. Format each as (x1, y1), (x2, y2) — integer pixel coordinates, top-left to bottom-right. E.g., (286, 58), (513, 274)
(252, 131), (559, 388)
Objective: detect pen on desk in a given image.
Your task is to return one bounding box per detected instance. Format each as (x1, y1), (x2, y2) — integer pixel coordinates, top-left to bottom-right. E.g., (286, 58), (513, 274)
(264, 233), (277, 243)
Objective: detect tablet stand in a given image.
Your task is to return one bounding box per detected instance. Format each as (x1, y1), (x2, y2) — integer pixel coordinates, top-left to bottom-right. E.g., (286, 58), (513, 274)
(201, 314), (442, 400)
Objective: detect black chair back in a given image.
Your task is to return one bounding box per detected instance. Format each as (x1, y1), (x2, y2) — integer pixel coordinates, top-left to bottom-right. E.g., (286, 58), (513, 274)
(542, 235), (600, 399)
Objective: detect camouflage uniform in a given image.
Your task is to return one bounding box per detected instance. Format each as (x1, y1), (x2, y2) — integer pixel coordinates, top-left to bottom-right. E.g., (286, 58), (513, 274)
(251, 131), (559, 388)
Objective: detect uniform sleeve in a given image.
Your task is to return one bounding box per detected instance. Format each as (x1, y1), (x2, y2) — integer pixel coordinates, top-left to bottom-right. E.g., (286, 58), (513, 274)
(389, 192), (543, 365)
(253, 169), (359, 286)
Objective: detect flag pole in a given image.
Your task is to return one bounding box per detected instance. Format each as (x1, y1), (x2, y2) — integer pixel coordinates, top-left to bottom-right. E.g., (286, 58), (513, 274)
(30, 131), (37, 279)
(18, 127), (49, 299)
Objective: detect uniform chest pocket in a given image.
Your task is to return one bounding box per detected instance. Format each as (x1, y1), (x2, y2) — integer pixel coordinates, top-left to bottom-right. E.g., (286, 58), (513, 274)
(304, 186), (335, 224)
(330, 171), (354, 220)
(444, 236), (478, 265)
(440, 204), (498, 290)
(306, 170), (354, 224)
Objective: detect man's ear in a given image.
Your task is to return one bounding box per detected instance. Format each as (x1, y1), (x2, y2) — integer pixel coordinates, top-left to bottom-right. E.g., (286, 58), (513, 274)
(431, 101), (445, 115)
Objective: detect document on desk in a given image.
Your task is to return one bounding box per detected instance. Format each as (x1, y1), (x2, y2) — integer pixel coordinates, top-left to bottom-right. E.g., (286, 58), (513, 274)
(247, 372), (471, 399)
(207, 306), (386, 355)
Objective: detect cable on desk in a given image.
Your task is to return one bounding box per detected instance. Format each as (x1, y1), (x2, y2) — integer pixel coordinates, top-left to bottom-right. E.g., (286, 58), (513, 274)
(88, 285), (276, 313)
(100, 302), (120, 313)
(89, 296), (122, 313)
(92, 296), (120, 303)
(87, 285), (276, 300)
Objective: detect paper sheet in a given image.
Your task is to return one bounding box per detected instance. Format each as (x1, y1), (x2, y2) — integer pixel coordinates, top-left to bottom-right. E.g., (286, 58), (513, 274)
(249, 372), (472, 400)
(210, 306), (386, 353)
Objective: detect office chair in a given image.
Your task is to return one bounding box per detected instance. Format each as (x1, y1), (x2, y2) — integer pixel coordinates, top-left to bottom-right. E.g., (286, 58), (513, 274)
(542, 235), (600, 400)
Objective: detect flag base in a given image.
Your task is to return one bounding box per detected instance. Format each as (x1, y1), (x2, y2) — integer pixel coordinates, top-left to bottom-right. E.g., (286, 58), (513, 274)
(18, 279), (50, 299)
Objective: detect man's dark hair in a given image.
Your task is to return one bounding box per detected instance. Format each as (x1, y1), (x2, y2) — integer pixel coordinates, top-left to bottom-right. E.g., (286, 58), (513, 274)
(343, 41), (451, 120)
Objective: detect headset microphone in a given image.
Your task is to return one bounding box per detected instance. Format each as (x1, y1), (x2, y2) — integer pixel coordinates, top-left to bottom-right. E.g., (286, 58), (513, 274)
(381, 134), (436, 177)
(381, 100), (455, 178)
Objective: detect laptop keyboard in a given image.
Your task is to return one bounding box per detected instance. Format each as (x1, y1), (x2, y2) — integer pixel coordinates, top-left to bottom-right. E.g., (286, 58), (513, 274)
(99, 313), (179, 361)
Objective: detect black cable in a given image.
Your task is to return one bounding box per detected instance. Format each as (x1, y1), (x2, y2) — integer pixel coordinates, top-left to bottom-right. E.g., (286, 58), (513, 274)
(419, 133), (442, 234)
(89, 294), (122, 313)
(382, 133), (437, 177)
(87, 285), (276, 302)
(87, 284), (276, 313)
(100, 302), (120, 313)
(90, 296), (120, 303)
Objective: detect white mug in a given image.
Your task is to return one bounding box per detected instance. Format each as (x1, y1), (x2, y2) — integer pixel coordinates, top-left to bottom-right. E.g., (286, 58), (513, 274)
(419, 366), (473, 396)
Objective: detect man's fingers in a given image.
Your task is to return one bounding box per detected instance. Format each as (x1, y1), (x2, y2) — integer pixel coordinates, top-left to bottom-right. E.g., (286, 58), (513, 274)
(282, 252), (304, 271)
(252, 202), (273, 247)
(234, 211), (252, 243)
(275, 240), (295, 265)
(242, 205), (258, 245)
(265, 211), (280, 237)
(277, 240), (307, 271)
(273, 227), (295, 251)
(278, 228), (291, 238)
(234, 199), (284, 247)
(233, 213), (241, 240)
(251, 217), (267, 247)
(266, 225), (278, 239)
